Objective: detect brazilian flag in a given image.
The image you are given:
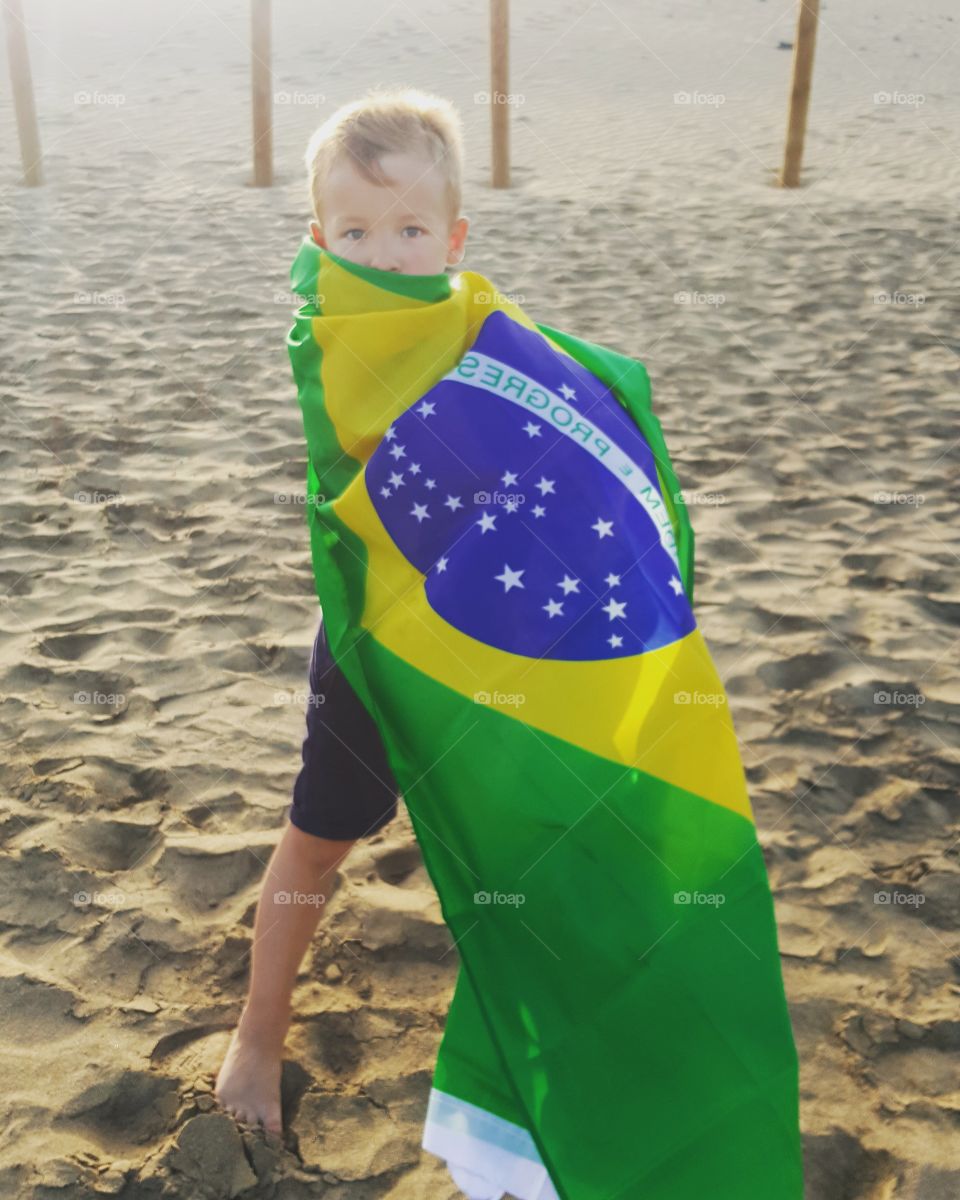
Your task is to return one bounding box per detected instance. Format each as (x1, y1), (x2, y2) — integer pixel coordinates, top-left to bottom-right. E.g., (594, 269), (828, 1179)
(287, 237), (803, 1200)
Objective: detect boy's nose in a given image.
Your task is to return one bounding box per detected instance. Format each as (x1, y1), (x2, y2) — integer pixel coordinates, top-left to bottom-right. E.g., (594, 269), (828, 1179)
(367, 242), (401, 272)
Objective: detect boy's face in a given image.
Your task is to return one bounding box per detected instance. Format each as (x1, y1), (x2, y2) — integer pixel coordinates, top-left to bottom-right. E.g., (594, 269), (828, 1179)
(311, 150), (468, 275)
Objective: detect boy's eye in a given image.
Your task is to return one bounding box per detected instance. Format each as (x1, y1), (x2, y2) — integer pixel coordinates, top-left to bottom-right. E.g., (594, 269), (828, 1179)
(342, 226), (424, 241)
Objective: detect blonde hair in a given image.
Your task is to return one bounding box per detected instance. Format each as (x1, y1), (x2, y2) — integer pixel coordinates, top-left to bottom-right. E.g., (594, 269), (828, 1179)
(305, 87), (464, 228)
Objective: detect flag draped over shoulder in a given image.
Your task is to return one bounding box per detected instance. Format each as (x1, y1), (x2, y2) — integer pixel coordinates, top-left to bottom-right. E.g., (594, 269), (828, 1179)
(287, 237), (803, 1200)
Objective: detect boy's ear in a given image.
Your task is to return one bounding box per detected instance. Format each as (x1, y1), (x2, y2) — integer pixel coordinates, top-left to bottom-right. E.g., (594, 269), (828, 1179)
(447, 215), (469, 265)
(310, 221), (325, 247)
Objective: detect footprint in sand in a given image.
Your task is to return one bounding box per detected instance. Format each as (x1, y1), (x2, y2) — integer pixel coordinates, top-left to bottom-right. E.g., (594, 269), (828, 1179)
(57, 1068), (180, 1147)
(372, 845), (425, 889)
(59, 816), (161, 873)
(153, 835), (277, 912)
(756, 649), (852, 692)
(37, 631), (106, 662)
(802, 1128), (900, 1200)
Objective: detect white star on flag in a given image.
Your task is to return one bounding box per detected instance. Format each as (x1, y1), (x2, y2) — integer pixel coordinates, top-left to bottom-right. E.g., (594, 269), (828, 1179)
(389, 471), (404, 488)
(495, 563), (525, 592)
(380, 486), (392, 498)
(408, 462), (421, 475)
(435, 555), (448, 572)
(608, 634), (624, 648)
(411, 502), (430, 523)
(425, 478), (437, 490)
(523, 421), (542, 438)
(535, 476), (556, 495)
(389, 443), (406, 460)
(384, 425), (397, 440)
(504, 498), (519, 513)
(603, 598), (627, 620)
(558, 575), (580, 595)
(502, 470), (519, 486)
(605, 572), (621, 588)
(543, 598), (564, 617)
(531, 504), (546, 518)
(559, 382), (577, 401)
(477, 512), (497, 533)
(444, 495), (463, 511)
(417, 401), (436, 417)
(669, 576), (684, 595)
(592, 517), (614, 539)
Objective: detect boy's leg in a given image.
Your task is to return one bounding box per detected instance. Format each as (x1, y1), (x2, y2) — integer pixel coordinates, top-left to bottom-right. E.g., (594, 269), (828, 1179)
(215, 616), (400, 1134)
(215, 824), (355, 1133)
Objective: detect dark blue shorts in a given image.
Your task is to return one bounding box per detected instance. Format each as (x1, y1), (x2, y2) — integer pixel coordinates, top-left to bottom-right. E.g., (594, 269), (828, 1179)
(288, 618), (400, 841)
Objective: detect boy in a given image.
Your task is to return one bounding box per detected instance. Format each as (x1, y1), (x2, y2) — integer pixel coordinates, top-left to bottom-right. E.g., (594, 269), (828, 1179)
(215, 87), (469, 1138)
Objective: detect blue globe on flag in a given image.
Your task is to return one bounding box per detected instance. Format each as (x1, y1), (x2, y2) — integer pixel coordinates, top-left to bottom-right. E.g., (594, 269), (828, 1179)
(367, 311), (696, 662)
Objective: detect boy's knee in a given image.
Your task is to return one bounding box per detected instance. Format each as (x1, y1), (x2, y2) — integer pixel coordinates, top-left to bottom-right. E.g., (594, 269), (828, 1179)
(287, 823), (356, 869)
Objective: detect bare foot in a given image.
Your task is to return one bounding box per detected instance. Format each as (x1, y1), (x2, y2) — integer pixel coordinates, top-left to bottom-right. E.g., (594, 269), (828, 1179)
(215, 1015), (285, 1137)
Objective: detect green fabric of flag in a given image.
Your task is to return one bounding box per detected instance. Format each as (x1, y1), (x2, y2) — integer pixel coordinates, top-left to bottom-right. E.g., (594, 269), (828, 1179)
(287, 238), (803, 1200)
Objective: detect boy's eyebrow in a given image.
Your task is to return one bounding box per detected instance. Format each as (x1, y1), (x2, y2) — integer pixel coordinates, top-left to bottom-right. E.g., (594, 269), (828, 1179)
(335, 214), (427, 225)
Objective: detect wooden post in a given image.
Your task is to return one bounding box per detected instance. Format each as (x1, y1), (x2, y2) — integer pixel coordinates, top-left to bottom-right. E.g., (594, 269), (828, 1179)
(779, 0), (820, 187)
(490, 0), (510, 188)
(251, 0), (272, 186)
(3, 0), (43, 186)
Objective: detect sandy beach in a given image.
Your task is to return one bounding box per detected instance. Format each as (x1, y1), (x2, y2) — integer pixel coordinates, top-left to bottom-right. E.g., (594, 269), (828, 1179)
(0, 0), (958, 1196)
